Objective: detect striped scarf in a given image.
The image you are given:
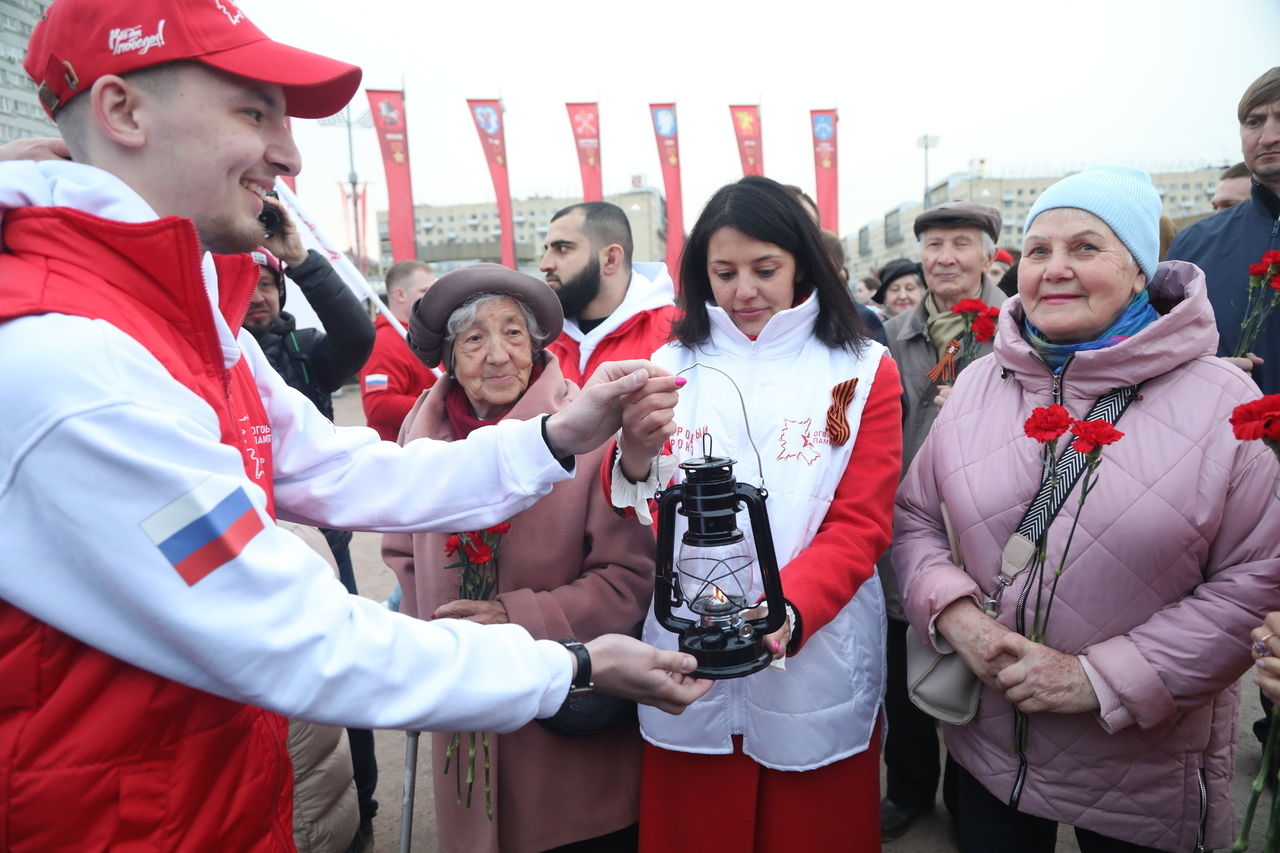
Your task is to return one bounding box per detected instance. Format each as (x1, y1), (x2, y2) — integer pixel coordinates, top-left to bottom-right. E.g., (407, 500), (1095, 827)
(1023, 291), (1159, 374)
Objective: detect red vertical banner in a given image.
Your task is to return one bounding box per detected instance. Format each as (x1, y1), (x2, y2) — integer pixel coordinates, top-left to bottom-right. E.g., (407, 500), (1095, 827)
(650, 103), (684, 284)
(729, 105), (764, 177)
(467, 99), (516, 268)
(366, 89), (417, 262)
(810, 109), (839, 233)
(566, 102), (603, 202)
(279, 117), (297, 192)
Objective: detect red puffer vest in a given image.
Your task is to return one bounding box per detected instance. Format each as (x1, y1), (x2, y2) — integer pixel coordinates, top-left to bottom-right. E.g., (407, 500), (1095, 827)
(0, 207), (294, 851)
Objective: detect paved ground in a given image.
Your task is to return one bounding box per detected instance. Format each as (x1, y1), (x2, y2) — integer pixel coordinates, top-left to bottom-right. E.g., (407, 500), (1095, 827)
(333, 389), (1271, 852)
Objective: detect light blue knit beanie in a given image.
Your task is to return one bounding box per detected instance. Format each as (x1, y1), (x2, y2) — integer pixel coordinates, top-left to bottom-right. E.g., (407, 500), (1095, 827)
(1024, 165), (1162, 282)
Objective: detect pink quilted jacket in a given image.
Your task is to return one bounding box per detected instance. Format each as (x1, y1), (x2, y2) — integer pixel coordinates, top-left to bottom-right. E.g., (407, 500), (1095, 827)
(894, 261), (1280, 852)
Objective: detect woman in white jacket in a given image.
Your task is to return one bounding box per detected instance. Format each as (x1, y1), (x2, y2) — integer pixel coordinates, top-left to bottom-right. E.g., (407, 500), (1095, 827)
(616, 176), (904, 851)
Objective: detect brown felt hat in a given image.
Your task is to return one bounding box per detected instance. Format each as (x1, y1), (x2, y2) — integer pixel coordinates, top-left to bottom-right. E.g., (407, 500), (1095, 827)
(406, 263), (563, 370)
(912, 202), (1002, 242)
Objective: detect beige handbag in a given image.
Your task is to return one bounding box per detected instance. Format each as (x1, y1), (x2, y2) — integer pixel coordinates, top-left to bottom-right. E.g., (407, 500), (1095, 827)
(904, 505), (1036, 725)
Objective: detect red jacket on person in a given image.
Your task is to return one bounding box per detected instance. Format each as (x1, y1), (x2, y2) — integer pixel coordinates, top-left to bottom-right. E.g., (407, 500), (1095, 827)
(545, 263), (679, 386)
(0, 207), (294, 851)
(548, 305), (680, 387)
(359, 314), (438, 441)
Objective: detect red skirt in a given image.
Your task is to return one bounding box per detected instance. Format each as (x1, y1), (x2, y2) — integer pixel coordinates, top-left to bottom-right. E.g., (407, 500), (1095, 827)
(638, 723), (882, 852)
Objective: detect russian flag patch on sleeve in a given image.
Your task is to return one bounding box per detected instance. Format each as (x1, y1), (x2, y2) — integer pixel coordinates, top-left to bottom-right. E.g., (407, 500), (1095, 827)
(141, 478), (266, 586)
(364, 373), (389, 392)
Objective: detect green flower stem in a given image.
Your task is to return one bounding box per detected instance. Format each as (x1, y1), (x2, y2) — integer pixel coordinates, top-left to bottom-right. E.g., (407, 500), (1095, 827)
(483, 732), (493, 820)
(1040, 461), (1098, 642)
(1234, 706), (1280, 851)
(1267, 770), (1280, 853)
(1235, 284), (1280, 358)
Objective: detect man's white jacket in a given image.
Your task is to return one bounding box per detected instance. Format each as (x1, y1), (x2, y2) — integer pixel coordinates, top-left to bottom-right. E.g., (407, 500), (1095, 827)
(0, 161), (576, 733)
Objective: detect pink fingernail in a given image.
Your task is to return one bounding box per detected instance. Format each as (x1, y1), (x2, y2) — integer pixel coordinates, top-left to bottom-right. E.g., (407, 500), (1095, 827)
(674, 377), (688, 387)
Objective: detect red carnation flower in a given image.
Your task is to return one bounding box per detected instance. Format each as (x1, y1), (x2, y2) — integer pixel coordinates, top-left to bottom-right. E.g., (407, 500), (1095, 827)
(1250, 263), (1269, 277)
(1263, 250), (1280, 265)
(1270, 275), (1280, 291)
(1230, 395), (1280, 441)
(466, 541), (495, 564)
(951, 298), (989, 315)
(487, 522), (512, 535)
(972, 313), (997, 343)
(1069, 419), (1124, 453)
(984, 305), (1001, 319)
(1024, 405), (1073, 443)
(445, 534), (461, 556)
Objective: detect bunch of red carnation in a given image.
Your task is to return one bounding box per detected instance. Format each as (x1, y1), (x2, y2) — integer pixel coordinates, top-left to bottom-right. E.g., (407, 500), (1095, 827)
(1021, 404), (1124, 642)
(1235, 251), (1280, 359)
(952, 298), (1002, 345)
(1230, 394), (1280, 462)
(444, 522), (512, 601)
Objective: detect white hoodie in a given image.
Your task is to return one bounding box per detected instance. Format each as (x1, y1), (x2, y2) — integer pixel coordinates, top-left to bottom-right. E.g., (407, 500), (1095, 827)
(559, 261), (675, 374)
(0, 161), (576, 733)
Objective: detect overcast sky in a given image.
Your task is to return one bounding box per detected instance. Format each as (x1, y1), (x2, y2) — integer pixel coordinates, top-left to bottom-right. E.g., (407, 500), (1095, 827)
(239, 0), (1278, 257)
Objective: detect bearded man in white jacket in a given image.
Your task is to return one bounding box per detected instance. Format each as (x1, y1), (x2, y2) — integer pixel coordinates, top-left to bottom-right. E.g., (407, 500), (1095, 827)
(0, 0), (703, 848)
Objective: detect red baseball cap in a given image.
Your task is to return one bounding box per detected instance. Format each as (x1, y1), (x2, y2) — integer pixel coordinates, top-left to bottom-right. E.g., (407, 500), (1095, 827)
(25, 0), (362, 119)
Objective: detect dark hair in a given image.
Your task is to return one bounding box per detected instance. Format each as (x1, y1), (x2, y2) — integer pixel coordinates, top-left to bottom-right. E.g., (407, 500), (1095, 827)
(674, 176), (868, 351)
(1239, 67), (1280, 125)
(996, 260), (1019, 298)
(1221, 161), (1252, 180)
(783, 184), (820, 223)
(550, 201), (634, 266)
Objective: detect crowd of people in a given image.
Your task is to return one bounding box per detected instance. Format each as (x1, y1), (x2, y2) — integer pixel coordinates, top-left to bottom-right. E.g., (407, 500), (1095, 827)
(1, 1), (1279, 852)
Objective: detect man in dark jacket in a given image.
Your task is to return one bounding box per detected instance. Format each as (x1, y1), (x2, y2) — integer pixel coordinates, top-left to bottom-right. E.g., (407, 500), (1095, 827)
(1167, 66), (1280, 395)
(244, 228), (375, 420)
(242, 203), (378, 851)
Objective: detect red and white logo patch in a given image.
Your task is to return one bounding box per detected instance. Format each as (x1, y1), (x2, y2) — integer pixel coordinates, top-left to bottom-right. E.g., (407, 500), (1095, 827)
(777, 418), (823, 466)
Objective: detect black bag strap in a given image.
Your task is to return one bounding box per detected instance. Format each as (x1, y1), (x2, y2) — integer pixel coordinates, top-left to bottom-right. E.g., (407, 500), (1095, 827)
(1015, 383), (1143, 543)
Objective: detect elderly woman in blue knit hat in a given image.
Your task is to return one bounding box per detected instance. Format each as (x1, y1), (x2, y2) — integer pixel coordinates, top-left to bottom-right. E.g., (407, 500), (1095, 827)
(893, 166), (1280, 852)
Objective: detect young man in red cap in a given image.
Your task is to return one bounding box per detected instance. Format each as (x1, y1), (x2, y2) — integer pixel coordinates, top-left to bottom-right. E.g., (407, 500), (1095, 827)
(0, 1), (706, 849)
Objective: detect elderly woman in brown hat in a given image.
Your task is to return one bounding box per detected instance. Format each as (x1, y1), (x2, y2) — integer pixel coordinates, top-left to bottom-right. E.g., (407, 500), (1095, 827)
(382, 264), (655, 853)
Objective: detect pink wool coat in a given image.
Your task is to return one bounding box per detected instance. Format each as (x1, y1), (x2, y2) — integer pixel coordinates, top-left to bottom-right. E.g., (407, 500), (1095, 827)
(383, 355), (655, 853)
(894, 262), (1280, 852)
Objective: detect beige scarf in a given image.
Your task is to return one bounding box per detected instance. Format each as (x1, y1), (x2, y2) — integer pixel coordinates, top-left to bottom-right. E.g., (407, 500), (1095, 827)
(924, 292), (969, 356)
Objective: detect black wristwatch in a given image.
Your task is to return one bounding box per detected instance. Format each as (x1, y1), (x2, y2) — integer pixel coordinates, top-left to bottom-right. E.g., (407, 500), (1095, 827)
(558, 638), (593, 695)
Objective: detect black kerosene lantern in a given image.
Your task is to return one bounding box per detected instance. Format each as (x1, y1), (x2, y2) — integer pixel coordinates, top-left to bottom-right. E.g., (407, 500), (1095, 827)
(654, 437), (785, 679)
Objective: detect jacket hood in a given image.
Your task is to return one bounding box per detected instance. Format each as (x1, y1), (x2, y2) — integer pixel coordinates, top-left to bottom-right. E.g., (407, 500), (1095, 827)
(0, 160), (258, 368)
(560, 262), (675, 343)
(252, 310), (298, 341)
(0, 160), (158, 237)
(993, 260), (1218, 398)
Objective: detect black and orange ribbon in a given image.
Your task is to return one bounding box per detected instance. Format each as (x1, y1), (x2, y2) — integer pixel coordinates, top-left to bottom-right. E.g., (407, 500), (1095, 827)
(825, 378), (860, 446)
(927, 338), (961, 384)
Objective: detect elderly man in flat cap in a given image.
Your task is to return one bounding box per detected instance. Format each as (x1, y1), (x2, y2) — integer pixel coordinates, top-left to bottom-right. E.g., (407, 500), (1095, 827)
(878, 201), (1005, 842)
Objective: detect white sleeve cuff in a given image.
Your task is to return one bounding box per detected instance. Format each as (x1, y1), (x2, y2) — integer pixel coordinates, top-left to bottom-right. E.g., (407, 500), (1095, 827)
(609, 439), (678, 525)
(1079, 654), (1134, 733)
(534, 639), (575, 718)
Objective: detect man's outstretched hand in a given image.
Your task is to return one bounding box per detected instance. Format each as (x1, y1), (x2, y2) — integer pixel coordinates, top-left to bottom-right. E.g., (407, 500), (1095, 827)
(544, 360), (684, 458)
(0, 137), (70, 163)
(584, 634), (712, 715)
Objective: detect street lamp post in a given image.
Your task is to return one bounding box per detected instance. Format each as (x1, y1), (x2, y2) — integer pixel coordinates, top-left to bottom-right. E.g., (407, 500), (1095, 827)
(319, 107), (374, 267)
(917, 134), (940, 206)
